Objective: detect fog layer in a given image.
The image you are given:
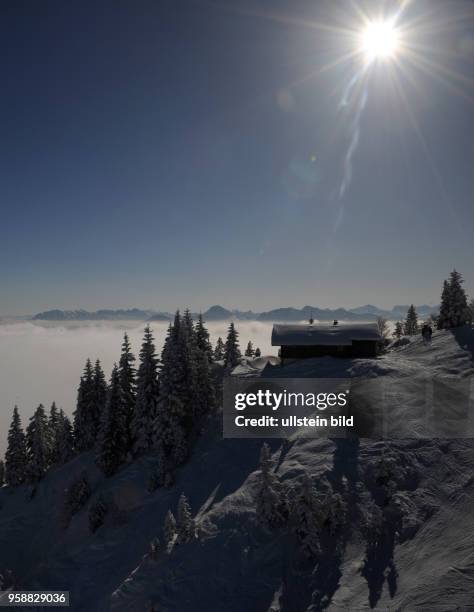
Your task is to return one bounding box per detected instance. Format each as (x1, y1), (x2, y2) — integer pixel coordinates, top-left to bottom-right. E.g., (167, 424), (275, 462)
(0, 320), (276, 454)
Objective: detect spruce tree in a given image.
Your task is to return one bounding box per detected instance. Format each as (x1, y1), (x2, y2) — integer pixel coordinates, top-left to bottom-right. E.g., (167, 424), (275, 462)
(255, 443), (288, 528)
(393, 321), (403, 339)
(213, 337), (225, 361)
(92, 359), (107, 433)
(131, 326), (160, 455)
(292, 472), (324, 558)
(48, 402), (61, 465)
(195, 314), (213, 362)
(26, 404), (49, 483)
(118, 332), (136, 455)
(404, 305), (419, 336)
(255, 347), (261, 358)
(176, 493), (195, 543)
(0, 460), (4, 487)
(224, 322), (241, 368)
(437, 270), (469, 329)
(447, 269), (469, 327)
(163, 510), (177, 548)
(244, 341), (255, 357)
(438, 280), (450, 330)
(154, 312), (191, 468)
(57, 409), (74, 463)
(73, 359), (96, 451)
(5, 406), (28, 486)
(96, 364), (129, 476)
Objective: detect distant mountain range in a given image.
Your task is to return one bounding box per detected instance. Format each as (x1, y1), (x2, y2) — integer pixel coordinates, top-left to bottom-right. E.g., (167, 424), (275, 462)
(31, 303), (439, 322)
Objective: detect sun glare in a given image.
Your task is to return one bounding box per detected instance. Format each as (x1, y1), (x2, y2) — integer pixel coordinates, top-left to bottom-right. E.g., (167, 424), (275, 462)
(361, 20), (399, 61)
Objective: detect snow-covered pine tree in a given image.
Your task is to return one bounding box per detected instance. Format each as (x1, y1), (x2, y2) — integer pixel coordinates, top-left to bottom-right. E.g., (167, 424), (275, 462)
(118, 332), (136, 455)
(447, 269), (469, 327)
(195, 313), (213, 362)
(244, 341), (255, 357)
(0, 460), (5, 486)
(437, 279), (450, 329)
(404, 305), (419, 336)
(176, 493), (195, 543)
(193, 346), (215, 419)
(255, 443), (288, 529)
(57, 409), (74, 463)
(292, 472), (324, 558)
(48, 402), (61, 465)
(131, 326), (160, 455)
(393, 321), (403, 339)
(255, 347), (261, 357)
(25, 404), (49, 483)
(92, 359), (107, 437)
(5, 406), (28, 486)
(224, 322), (241, 368)
(437, 270), (469, 329)
(213, 337), (224, 361)
(96, 364), (129, 476)
(163, 509), (177, 548)
(154, 312), (192, 468)
(73, 359), (96, 451)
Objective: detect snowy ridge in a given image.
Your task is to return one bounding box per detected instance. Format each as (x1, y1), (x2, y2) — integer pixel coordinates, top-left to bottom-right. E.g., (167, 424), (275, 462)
(1, 330), (473, 611)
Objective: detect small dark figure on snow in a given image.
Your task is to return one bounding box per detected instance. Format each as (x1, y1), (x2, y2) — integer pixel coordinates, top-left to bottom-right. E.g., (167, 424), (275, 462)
(421, 323), (432, 344)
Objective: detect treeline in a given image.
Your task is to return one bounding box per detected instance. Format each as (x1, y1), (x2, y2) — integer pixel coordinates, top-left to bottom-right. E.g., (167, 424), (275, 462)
(1, 313), (260, 488)
(392, 269), (473, 339)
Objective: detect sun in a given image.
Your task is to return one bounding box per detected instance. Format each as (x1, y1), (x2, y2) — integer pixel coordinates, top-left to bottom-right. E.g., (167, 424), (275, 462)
(361, 20), (399, 61)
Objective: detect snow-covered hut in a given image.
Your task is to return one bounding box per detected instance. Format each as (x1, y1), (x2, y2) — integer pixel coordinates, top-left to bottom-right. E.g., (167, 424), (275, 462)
(271, 322), (381, 361)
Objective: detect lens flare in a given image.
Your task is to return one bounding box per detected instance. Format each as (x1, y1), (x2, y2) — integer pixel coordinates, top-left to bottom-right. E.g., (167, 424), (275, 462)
(361, 20), (399, 61)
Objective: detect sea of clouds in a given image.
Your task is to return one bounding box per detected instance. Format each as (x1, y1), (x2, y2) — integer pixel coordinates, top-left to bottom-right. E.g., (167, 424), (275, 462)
(0, 320), (276, 455)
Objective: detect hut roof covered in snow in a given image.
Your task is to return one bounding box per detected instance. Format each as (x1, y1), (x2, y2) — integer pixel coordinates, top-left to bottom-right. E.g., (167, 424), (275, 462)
(271, 322), (382, 346)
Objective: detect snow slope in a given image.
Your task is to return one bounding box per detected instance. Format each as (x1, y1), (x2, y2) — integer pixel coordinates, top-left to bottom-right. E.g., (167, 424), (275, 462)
(1, 329), (473, 611)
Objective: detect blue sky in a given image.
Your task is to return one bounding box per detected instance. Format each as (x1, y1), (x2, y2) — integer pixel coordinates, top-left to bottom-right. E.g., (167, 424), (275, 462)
(1, 0), (473, 314)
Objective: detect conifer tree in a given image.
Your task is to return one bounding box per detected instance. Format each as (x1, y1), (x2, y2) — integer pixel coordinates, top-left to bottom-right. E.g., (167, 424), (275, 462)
(57, 409), (74, 464)
(96, 364), (129, 476)
(213, 337), (225, 361)
(195, 314), (213, 362)
(255, 443), (288, 528)
(5, 406), (28, 487)
(73, 359), (96, 451)
(154, 312), (192, 468)
(438, 280), (450, 330)
(131, 326), (160, 455)
(92, 359), (107, 431)
(447, 269), (469, 327)
(26, 404), (49, 483)
(393, 321), (403, 339)
(255, 347), (261, 358)
(163, 509), (177, 548)
(0, 460), (4, 487)
(48, 402), (61, 465)
(404, 305), (419, 336)
(244, 341), (255, 357)
(437, 270), (469, 329)
(118, 332), (136, 454)
(193, 345), (215, 419)
(292, 472), (324, 558)
(224, 322), (241, 368)
(176, 493), (195, 543)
